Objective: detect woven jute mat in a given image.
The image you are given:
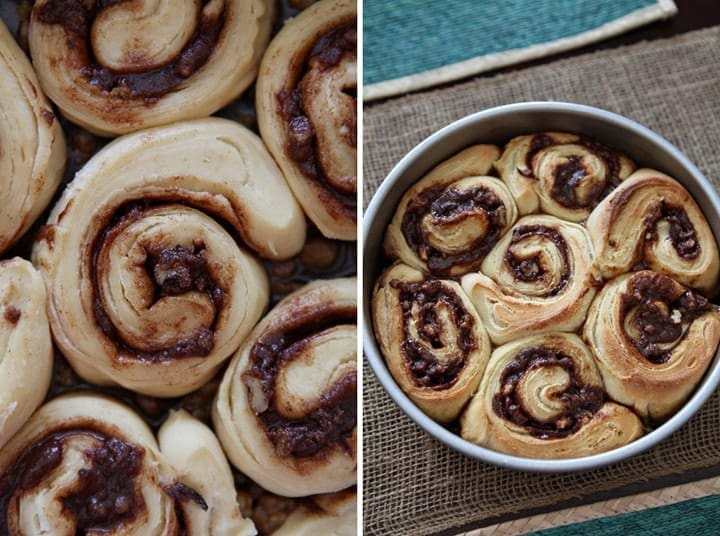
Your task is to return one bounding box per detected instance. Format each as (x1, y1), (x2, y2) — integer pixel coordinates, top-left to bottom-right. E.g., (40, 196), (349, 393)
(363, 26), (720, 536)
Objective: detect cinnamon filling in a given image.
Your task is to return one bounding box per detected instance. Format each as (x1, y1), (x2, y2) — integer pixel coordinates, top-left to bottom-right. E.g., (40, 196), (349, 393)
(621, 272), (713, 363)
(0, 431), (145, 533)
(277, 20), (357, 219)
(36, 0), (224, 100)
(3, 307), (20, 324)
(401, 185), (506, 275)
(523, 134), (623, 209)
(504, 224), (570, 295)
(643, 202), (701, 259)
(91, 201), (225, 362)
(391, 278), (476, 388)
(493, 346), (605, 439)
(243, 306), (357, 458)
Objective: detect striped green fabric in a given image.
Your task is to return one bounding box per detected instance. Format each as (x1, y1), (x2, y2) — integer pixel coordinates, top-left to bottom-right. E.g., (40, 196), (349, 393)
(364, 0), (661, 85)
(530, 494), (720, 535)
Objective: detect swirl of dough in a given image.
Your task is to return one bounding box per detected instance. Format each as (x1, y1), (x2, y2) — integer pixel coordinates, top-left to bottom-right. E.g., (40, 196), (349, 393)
(584, 270), (720, 421)
(461, 333), (644, 458)
(494, 132), (635, 221)
(32, 118), (306, 397)
(372, 262), (490, 422)
(384, 145), (518, 277)
(0, 259), (53, 451)
(256, 0), (357, 240)
(461, 215), (601, 345)
(272, 488), (356, 536)
(157, 409), (256, 536)
(0, 393), (221, 535)
(586, 168), (720, 296)
(0, 20), (65, 255)
(28, 0), (274, 136)
(214, 278), (356, 497)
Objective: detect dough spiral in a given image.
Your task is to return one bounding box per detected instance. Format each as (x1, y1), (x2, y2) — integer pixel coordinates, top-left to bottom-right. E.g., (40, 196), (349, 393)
(256, 0), (357, 241)
(384, 144), (517, 277)
(372, 263), (490, 422)
(214, 278), (356, 497)
(584, 270), (720, 421)
(0, 393), (252, 535)
(494, 132), (635, 221)
(0, 19), (65, 255)
(28, 0), (274, 136)
(461, 215), (601, 345)
(0, 258), (53, 451)
(32, 118), (306, 397)
(461, 332), (644, 458)
(586, 168), (720, 296)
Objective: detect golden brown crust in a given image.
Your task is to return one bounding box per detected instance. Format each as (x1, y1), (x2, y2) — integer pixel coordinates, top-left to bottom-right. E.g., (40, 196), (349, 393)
(461, 214), (601, 345)
(372, 262), (490, 422)
(583, 270), (720, 421)
(461, 333), (644, 458)
(384, 145), (516, 277)
(586, 168), (720, 296)
(494, 132), (635, 221)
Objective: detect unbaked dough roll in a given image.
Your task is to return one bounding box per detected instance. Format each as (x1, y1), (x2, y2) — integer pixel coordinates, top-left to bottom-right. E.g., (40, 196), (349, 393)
(586, 168), (720, 296)
(256, 0), (357, 240)
(0, 393), (215, 535)
(158, 409), (256, 536)
(461, 215), (601, 345)
(384, 145), (517, 277)
(32, 118), (306, 397)
(214, 278), (356, 497)
(0, 19), (65, 254)
(372, 262), (490, 422)
(461, 333), (644, 458)
(273, 489), (356, 536)
(28, 0), (274, 136)
(0, 258), (52, 450)
(494, 132), (635, 221)
(584, 270), (720, 421)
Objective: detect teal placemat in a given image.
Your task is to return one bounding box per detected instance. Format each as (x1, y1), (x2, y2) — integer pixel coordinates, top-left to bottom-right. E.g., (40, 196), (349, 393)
(364, 0), (676, 100)
(530, 494), (720, 535)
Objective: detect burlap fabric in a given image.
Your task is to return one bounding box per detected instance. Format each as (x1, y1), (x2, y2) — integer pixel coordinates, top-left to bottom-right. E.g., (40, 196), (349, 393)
(363, 26), (720, 536)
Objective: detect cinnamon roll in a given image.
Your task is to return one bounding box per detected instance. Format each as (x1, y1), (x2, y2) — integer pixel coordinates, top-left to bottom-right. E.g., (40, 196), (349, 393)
(0, 393), (238, 534)
(461, 215), (601, 345)
(384, 144), (518, 277)
(273, 489), (356, 536)
(0, 259), (52, 451)
(32, 118), (306, 397)
(28, 0), (274, 136)
(372, 263), (490, 422)
(256, 0), (357, 241)
(584, 270), (720, 421)
(494, 132), (635, 222)
(0, 20), (65, 255)
(213, 278), (356, 497)
(586, 168), (720, 296)
(158, 409), (256, 535)
(461, 333), (644, 458)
